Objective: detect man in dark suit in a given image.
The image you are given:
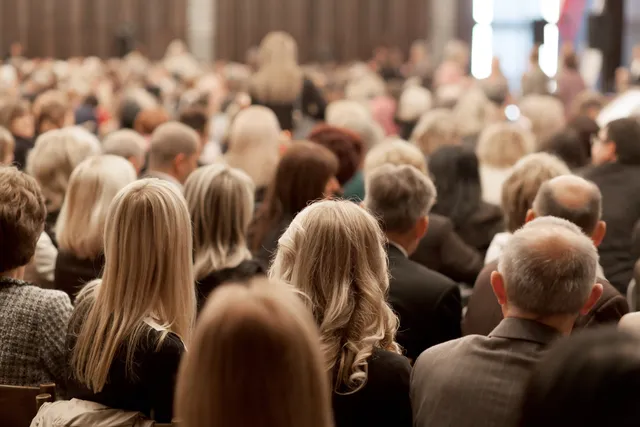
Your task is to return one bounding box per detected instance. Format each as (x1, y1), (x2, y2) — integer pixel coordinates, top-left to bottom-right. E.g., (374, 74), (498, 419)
(364, 164), (461, 361)
(582, 118), (640, 292)
(412, 217), (604, 427)
(465, 175), (628, 336)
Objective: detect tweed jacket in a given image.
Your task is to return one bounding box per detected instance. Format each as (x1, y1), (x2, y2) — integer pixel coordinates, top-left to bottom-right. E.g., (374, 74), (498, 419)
(0, 277), (72, 388)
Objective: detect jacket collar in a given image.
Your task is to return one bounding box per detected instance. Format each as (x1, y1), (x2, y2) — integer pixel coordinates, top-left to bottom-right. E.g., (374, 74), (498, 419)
(387, 241), (409, 258)
(489, 317), (561, 345)
(0, 276), (29, 289)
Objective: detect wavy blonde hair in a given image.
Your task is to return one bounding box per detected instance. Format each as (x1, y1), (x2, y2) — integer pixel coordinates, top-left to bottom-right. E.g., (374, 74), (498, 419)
(70, 179), (196, 392)
(175, 278), (334, 427)
(27, 127), (101, 212)
(269, 200), (400, 393)
(56, 155), (137, 260)
(410, 108), (459, 156)
(476, 122), (536, 169)
(250, 32), (304, 104)
(184, 164), (255, 280)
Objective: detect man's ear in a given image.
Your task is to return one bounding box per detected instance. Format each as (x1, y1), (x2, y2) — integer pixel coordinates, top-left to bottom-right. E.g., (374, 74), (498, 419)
(173, 153), (186, 170)
(490, 271), (508, 306)
(415, 216), (428, 240)
(591, 221), (606, 247)
(580, 283), (604, 315)
(525, 209), (536, 224)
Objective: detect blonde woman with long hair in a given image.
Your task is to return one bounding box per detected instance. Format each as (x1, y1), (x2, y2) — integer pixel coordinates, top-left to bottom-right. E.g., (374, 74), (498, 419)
(175, 278), (334, 427)
(54, 155), (137, 301)
(184, 164), (266, 311)
(250, 31), (326, 132)
(67, 179), (196, 423)
(270, 200), (412, 427)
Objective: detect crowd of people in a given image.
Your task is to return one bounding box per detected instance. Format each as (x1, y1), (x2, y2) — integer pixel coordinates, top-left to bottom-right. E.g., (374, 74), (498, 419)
(3, 30), (640, 427)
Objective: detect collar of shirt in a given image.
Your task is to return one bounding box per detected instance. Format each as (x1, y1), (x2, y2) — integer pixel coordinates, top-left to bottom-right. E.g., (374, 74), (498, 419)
(388, 241), (409, 258)
(489, 317), (562, 345)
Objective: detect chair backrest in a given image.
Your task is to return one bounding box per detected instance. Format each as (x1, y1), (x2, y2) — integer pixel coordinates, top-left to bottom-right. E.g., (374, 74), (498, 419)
(0, 383), (56, 427)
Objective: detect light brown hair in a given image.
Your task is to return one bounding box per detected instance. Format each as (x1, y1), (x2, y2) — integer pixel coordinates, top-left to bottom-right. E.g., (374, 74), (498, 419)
(175, 279), (334, 427)
(476, 123), (536, 168)
(134, 108), (170, 136)
(33, 90), (70, 134)
(0, 127), (15, 164)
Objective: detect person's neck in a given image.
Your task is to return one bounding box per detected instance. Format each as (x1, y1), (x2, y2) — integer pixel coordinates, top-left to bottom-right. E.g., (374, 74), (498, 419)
(149, 166), (179, 182)
(503, 307), (576, 336)
(386, 232), (416, 256)
(0, 267), (25, 281)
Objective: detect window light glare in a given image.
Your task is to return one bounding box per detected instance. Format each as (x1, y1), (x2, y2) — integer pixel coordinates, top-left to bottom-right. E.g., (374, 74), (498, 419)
(541, 0), (561, 24)
(471, 24), (493, 79)
(473, 0), (494, 25)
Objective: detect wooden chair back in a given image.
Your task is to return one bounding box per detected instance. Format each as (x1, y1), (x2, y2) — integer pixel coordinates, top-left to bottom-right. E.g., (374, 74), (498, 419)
(0, 383), (56, 427)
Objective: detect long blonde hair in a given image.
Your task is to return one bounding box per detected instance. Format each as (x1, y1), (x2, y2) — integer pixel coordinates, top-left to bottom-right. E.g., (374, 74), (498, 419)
(184, 164), (255, 280)
(56, 155), (137, 260)
(70, 179), (196, 392)
(269, 200), (400, 393)
(250, 32), (304, 104)
(175, 278), (334, 427)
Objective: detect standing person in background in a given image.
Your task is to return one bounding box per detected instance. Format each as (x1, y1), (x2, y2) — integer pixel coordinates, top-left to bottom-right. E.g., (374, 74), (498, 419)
(250, 32), (326, 133)
(557, 52), (586, 114)
(175, 279), (334, 427)
(521, 45), (550, 96)
(0, 99), (34, 170)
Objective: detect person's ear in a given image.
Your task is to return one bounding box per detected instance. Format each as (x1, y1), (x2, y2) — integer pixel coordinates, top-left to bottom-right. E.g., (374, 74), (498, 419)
(580, 283), (604, 315)
(415, 216), (428, 240)
(490, 271), (508, 306)
(525, 209), (536, 224)
(174, 153), (186, 171)
(591, 221), (607, 247)
(607, 141), (618, 161)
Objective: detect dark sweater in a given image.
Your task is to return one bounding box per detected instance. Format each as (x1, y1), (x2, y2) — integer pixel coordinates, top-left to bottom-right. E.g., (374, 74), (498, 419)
(196, 259), (266, 312)
(12, 135), (34, 171)
(332, 349), (412, 427)
(54, 251), (104, 302)
(66, 312), (183, 422)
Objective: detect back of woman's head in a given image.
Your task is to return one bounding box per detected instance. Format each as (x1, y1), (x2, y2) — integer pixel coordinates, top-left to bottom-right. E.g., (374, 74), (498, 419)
(270, 200), (399, 393)
(251, 32), (303, 104)
(226, 106), (281, 189)
(520, 328), (640, 427)
(185, 164), (255, 280)
(175, 279), (334, 427)
(429, 145), (482, 226)
(71, 179), (196, 392)
(540, 129), (589, 170)
(56, 155), (137, 260)
(308, 124), (364, 185)
(519, 95), (566, 146)
(27, 128), (101, 212)
(476, 122), (536, 169)
(33, 90), (70, 134)
(410, 108), (459, 156)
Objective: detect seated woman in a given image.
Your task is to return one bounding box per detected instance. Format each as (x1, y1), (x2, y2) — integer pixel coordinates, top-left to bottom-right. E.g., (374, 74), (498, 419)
(66, 180), (196, 422)
(429, 145), (504, 256)
(54, 155), (137, 301)
(248, 141), (340, 263)
(184, 164), (266, 311)
(175, 278), (333, 427)
(270, 200), (412, 427)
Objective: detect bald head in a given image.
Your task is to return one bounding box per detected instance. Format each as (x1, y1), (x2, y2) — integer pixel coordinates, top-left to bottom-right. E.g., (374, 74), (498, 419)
(149, 122), (200, 168)
(532, 175), (602, 235)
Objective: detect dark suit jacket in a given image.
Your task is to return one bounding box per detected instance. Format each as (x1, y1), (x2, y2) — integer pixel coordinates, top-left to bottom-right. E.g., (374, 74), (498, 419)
(412, 318), (560, 427)
(387, 245), (462, 361)
(195, 259), (266, 312)
(463, 259), (629, 336)
(410, 214), (484, 285)
(454, 202), (504, 257)
(12, 135), (34, 171)
(582, 163), (640, 292)
(54, 251), (104, 302)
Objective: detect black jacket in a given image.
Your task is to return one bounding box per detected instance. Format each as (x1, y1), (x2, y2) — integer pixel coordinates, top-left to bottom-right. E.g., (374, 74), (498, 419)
(410, 214), (484, 285)
(582, 163), (640, 292)
(387, 245), (462, 361)
(12, 135), (34, 171)
(54, 251), (104, 302)
(454, 202), (504, 257)
(195, 259), (266, 312)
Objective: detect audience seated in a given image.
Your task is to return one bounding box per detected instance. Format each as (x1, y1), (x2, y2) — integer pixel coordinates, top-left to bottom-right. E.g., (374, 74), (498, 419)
(365, 164), (461, 361)
(465, 175), (628, 336)
(363, 139), (484, 283)
(54, 155), (137, 301)
(519, 328), (640, 427)
(582, 118), (640, 292)
(308, 124), (365, 189)
(33, 90), (73, 136)
(66, 179), (196, 422)
(102, 129), (147, 174)
(270, 200), (412, 427)
(184, 164), (266, 311)
(175, 279), (333, 427)
(412, 217), (603, 427)
(541, 128), (590, 170)
(0, 99), (33, 169)
(0, 167), (72, 388)
(410, 108), (459, 157)
(225, 106), (282, 203)
(396, 86), (432, 140)
(145, 121), (200, 188)
(0, 126), (15, 165)
(429, 145), (504, 255)
(476, 123), (536, 205)
(249, 141), (340, 263)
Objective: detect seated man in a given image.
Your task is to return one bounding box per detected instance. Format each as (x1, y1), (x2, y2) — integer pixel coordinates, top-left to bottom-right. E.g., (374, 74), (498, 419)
(0, 167), (72, 388)
(145, 122), (201, 188)
(364, 164), (461, 361)
(102, 129), (147, 175)
(465, 174), (628, 335)
(412, 217), (603, 427)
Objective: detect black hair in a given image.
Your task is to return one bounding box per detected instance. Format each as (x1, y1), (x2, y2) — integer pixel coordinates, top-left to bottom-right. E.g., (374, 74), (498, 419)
(541, 129), (589, 170)
(606, 118), (640, 165)
(428, 145), (481, 228)
(520, 328), (640, 427)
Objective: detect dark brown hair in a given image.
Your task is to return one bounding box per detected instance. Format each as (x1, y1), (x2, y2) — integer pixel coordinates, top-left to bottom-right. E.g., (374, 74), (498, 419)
(179, 107), (209, 136)
(308, 124), (364, 185)
(0, 167), (46, 272)
(34, 93), (68, 135)
(0, 99), (29, 130)
(249, 141), (338, 252)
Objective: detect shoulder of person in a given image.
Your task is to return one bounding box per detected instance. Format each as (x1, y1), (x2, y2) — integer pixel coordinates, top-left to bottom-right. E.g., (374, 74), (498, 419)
(16, 283), (73, 315)
(427, 213), (454, 236)
(367, 349), (411, 383)
(414, 335), (480, 370)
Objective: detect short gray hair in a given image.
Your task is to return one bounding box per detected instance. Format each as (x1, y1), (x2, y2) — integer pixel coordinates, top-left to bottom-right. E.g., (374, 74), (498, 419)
(498, 216), (598, 316)
(326, 100), (383, 150)
(149, 122), (199, 167)
(532, 176), (602, 235)
(102, 129), (146, 162)
(364, 164), (436, 233)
